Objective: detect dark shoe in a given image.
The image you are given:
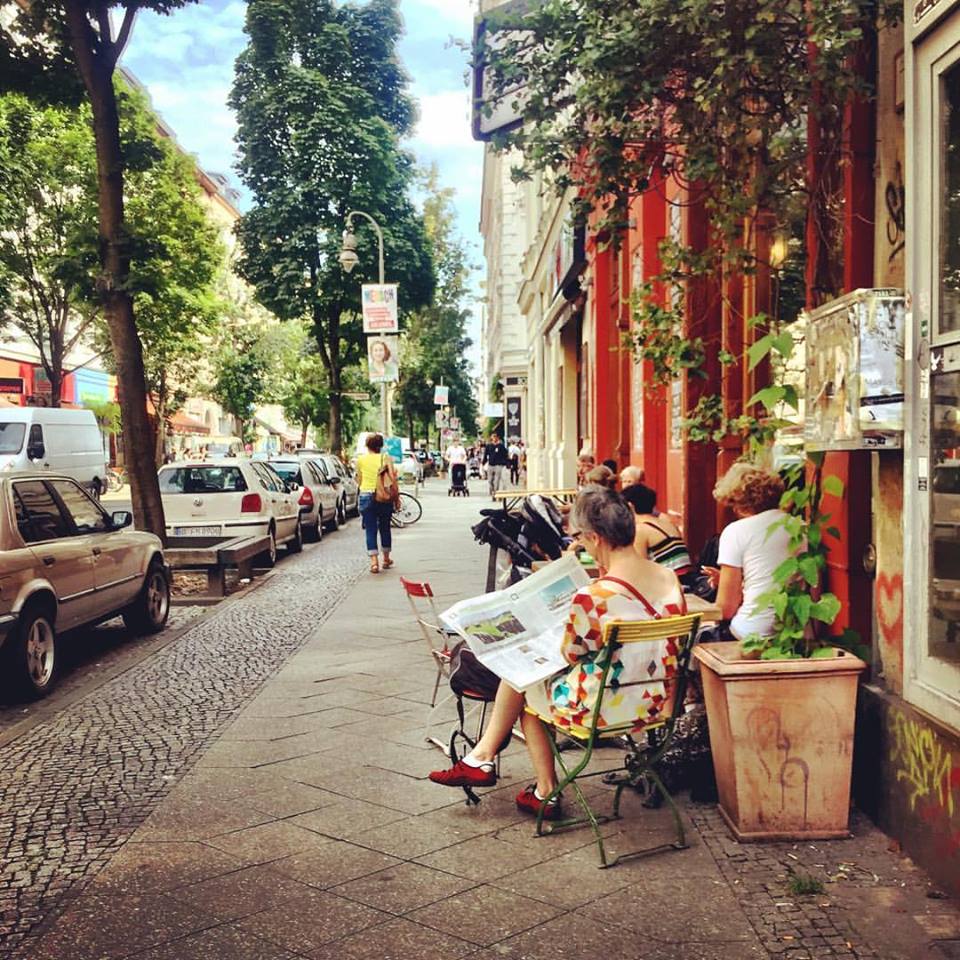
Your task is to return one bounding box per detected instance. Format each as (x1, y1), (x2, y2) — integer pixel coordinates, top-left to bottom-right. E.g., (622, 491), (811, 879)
(429, 759), (496, 788)
(515, 784), (563, 820)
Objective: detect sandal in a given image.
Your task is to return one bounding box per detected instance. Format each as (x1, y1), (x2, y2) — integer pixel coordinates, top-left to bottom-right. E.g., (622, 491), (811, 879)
(382, 556), (394, 569)
(369, 557), (380, 574)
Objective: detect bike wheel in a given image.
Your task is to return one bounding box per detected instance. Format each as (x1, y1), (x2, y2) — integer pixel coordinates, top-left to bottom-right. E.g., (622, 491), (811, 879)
(395, 491), (422, 526)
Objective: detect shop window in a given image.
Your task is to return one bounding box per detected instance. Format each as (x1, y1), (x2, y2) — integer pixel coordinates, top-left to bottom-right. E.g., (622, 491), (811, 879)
(930, 370), (960, 659)
(941, 61), (960, 335)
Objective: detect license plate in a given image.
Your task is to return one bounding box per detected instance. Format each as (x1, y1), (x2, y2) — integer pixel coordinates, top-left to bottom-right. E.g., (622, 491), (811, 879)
(173, 525), (222, 537)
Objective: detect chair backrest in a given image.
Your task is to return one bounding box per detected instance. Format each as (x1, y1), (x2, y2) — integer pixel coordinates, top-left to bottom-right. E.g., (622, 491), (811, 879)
(399, 577), (449, 659)
(584, 613), (702, 741)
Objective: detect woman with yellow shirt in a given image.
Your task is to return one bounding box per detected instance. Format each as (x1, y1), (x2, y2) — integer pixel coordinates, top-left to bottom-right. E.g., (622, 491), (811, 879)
(356, 433), (397, 573)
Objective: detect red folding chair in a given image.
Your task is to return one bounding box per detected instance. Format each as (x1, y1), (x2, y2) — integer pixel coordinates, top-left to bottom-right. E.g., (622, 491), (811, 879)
(400, 577), (455, 708)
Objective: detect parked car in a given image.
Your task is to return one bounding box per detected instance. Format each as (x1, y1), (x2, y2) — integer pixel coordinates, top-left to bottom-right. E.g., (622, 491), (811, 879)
(158, 460), (302, 566)
(267, 457), (337, 540)
(0, 472), (170, 698)
(0, 408), (108, 498)
(302, 453), (360, 521)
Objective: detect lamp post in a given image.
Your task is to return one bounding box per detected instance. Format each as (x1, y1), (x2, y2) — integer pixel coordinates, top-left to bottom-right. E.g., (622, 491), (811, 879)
(339, 210), (391, 436)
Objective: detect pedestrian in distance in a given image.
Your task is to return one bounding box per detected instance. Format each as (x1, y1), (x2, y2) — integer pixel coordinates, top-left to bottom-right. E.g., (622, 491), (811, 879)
(508, 438), (521, 486)
(483, 432), (510, 500)
(356, 433), (398, 574)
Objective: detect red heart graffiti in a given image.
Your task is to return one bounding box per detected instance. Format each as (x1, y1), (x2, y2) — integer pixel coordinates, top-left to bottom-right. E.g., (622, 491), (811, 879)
(876, 572), (904, 646)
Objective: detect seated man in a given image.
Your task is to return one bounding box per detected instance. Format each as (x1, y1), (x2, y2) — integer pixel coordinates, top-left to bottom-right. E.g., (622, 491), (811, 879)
(429, 486), (685, 819)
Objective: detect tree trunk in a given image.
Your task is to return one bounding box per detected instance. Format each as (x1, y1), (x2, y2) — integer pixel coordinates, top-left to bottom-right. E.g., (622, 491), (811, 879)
(154, 381), (167, 468)
(64, 4), (166, 541)
(300, 421), (308, 447)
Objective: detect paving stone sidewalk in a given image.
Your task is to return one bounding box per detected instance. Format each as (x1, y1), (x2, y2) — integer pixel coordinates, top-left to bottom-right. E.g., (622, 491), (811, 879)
(16, 485), (960, 960)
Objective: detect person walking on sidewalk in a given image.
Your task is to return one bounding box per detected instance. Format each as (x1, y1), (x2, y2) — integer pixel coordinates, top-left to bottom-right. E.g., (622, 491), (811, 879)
(508, 439), (521, 486)
(483, 432), (509, 500)
(356, 433), (397, 574)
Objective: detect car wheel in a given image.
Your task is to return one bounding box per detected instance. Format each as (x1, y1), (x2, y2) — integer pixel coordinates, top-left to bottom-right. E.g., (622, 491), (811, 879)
(259, 526), (278, 568)
(325, 503), (341, 532)
(91, 477), (103, 500)
(306, 517), (322, 543)
(287, 518), (304, 554)
(4, 604), (58, 699)
(122, 560), (171, 636)
(349, 495), (360, 518)
(337, 498), (347, 526)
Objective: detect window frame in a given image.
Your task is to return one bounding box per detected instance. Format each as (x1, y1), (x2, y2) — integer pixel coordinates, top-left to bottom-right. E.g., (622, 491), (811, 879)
(12, 479), (73, 544)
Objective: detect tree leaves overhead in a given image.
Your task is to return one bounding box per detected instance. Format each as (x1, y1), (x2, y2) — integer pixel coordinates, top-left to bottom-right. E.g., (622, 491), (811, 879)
(231, 0), (435, 451)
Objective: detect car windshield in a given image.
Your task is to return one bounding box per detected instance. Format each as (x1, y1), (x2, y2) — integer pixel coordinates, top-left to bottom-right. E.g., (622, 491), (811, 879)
(270, 463), (301, 483)
(0, 423), (26, 455)
(158, 466), (248, 494)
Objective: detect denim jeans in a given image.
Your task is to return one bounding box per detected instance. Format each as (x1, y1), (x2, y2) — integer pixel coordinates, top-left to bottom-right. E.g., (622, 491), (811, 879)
(359, 492), (393, 554)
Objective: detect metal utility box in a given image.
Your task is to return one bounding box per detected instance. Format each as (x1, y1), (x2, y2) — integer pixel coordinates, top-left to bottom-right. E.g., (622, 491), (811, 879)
(804, 288), (905, 451)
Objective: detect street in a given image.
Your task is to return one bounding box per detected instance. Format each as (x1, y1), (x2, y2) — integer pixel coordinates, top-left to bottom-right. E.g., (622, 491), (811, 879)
(1, 482), (958, 960)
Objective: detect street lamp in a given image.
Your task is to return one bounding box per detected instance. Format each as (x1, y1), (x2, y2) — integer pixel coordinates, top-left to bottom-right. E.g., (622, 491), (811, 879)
(338, 210), (390, 435)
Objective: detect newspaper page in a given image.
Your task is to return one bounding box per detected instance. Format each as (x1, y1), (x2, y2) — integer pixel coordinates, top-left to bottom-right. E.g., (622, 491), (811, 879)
(440, 555), (591, 692)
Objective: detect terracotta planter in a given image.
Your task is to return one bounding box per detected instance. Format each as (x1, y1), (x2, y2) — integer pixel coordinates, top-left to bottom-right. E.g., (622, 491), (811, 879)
(694, 641), (867, 842)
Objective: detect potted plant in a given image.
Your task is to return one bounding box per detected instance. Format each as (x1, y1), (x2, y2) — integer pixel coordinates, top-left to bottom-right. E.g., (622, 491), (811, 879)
(694, 455), (867, 841)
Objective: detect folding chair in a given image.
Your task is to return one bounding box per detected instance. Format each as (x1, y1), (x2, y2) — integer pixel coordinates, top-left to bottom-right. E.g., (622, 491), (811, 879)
(532, 613), (701, 868)
(400, 577), (455, 708)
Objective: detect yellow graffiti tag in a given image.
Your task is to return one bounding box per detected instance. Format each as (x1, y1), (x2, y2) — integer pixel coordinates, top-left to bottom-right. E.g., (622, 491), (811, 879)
(890, 713), (955, 817)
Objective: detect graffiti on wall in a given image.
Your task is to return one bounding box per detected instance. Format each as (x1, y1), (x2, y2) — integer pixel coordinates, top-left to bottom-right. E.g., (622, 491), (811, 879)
(890, 711), (960, 855)
(884, 163), (906, 265)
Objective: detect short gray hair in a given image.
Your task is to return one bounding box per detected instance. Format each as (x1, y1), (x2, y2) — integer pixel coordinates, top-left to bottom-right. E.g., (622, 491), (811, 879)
(570, 485), (636, 549)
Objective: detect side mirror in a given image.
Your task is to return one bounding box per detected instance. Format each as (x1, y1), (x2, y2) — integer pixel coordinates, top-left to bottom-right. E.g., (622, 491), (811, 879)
(111, 510), (133, 529)
(28, 443), (45, 461)
(286, 481), (300, 494)
(328, 475), (342, 486)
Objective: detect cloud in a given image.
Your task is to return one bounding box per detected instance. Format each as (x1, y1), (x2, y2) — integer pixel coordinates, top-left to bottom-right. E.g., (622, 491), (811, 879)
(411, 89), (474, 151)
(405, 0), (476, 31)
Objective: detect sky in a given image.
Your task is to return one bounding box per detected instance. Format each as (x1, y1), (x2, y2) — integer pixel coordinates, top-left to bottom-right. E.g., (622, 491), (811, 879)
(120, 0), (484, 354)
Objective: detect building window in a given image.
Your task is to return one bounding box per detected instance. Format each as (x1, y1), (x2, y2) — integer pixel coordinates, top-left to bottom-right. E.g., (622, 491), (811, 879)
(941, 61), (960, 335)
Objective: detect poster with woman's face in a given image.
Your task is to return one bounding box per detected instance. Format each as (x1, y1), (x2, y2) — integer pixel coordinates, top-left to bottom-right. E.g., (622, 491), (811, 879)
(367, 335), (400, 383)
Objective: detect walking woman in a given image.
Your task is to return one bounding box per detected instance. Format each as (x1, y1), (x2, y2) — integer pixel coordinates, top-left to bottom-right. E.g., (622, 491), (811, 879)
(356, 433), (397, 574)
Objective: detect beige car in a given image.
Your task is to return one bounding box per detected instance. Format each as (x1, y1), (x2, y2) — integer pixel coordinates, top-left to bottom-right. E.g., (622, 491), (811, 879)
(0, 472), (170, 698)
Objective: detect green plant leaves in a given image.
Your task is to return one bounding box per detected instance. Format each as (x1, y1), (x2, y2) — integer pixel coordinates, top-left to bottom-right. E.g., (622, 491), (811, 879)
(822, 475), (844, 497)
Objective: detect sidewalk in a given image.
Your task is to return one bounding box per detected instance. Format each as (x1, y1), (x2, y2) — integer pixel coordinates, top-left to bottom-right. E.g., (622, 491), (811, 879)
(22, 484), (960, 960)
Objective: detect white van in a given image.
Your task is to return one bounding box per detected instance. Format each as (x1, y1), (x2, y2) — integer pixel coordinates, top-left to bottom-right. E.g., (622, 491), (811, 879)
(0, 408), (108, 496)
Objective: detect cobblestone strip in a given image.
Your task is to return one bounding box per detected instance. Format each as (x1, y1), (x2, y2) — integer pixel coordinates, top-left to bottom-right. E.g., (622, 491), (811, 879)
(690, 804), (885, 959)
(0, 535), (367, 959)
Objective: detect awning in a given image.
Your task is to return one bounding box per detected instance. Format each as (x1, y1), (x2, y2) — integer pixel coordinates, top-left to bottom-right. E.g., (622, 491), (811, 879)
(169, 411), (210, 436)
(254, 416), (300, 445)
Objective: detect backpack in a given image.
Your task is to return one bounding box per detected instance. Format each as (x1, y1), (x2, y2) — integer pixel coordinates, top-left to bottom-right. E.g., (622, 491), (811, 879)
(448, 641), (501, 700)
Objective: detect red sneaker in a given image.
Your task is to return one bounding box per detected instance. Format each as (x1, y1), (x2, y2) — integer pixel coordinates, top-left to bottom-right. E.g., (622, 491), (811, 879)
(515, 784), (563, 820)
(428, 758), (496, 788)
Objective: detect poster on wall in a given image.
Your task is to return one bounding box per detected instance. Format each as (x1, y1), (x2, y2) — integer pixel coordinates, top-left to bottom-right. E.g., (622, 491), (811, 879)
(506, 397), (522, 441)
(361, 284), (399, 334)
(367, 335), (400, 383)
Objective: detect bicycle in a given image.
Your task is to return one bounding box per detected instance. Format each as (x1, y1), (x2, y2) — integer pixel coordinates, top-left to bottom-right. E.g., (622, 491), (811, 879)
(391, 491), (422, 528)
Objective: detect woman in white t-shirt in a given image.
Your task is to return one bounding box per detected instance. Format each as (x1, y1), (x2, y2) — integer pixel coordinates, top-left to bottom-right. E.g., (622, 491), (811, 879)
(703, 463), (792, 640)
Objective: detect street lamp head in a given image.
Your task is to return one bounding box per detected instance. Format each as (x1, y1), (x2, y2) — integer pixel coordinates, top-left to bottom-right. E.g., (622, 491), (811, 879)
(338, 230), (360, 274)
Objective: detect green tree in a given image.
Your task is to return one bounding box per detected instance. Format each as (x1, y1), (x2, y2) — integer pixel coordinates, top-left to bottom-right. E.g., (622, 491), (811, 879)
(230, 0), (435, 454)
(209, 324), (270, 446)
(2, 0), (202, 539)
(394, 167), (478, 445)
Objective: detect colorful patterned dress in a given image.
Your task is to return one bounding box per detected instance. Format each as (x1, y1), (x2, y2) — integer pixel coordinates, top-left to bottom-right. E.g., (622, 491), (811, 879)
(534, 580), (686, 738)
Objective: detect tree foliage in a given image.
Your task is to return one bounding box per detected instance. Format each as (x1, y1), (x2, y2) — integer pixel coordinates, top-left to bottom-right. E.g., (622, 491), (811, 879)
(394, 166), (478, 444)
(231, 0), (435, 452)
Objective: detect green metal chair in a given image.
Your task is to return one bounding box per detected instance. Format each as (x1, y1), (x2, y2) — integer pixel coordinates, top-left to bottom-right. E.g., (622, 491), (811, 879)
(533, 613), (701, 868)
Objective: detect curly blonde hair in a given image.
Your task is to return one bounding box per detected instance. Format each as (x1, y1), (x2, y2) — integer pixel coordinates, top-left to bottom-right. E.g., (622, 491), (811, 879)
(713, 462), (784, 515)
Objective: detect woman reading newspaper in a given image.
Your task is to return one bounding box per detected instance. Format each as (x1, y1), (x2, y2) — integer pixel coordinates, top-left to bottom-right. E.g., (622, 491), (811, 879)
(429, 485), (686, 820)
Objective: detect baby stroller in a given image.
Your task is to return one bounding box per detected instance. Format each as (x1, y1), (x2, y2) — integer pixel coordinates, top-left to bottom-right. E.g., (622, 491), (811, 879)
(448, 462), (469, 497)
(468, 456), (481, 479)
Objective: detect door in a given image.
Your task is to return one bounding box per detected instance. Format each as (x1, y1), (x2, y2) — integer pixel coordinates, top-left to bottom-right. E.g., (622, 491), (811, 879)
(250, 462), (296, 537)
(50, 479), (142, 611)
(13, 479), (96, 630)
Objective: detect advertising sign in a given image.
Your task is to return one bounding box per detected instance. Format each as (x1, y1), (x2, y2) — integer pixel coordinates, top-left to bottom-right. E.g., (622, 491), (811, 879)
(483, 402), (504, 418)
(450, 416), (461, 431)
(0, 378), (24, 395)
(505, 397), (522, 441)
(436, 409), (449, 428)
(367, 335), (400, 384)
(433, 385), (450, 406)
(361, 284), (399, 334)
(383, 437), (403, 461)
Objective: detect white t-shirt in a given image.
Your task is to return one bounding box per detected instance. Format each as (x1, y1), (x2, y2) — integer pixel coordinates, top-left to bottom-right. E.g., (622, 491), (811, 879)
(718, 509), (793, 640)
(446, 445), (467, 465)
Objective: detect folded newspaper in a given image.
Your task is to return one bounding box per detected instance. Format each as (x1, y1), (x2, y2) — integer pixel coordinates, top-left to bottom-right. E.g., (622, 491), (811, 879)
(440, 555), (591, 692)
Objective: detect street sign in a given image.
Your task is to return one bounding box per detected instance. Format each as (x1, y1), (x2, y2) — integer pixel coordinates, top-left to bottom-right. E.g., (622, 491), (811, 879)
(433, 385), (449, 406)
(342, 391), (371, 401)
(361, 284), (399, 333)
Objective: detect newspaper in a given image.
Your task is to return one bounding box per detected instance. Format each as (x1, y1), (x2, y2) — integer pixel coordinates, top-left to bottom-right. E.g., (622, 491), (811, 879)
(440, 555), (591, 692)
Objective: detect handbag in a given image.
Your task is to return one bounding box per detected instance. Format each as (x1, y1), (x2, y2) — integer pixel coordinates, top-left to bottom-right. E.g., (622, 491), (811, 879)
(374, 454), (400, 505)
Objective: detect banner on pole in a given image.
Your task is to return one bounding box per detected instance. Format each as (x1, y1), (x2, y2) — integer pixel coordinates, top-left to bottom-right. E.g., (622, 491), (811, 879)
(435, 409), (449, 428)
(367, 335), (400, 383)
(433, 385), (450, 406)
(361, 284), (399, 334)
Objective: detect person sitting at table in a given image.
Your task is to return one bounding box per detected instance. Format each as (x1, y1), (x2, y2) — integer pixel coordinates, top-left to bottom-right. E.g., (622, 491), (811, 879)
(584, 464), (617, 489)
(428, 485), (686, 819)
(575, 449), (595, 487)
(621, 483), (694, 583)
(703, 462), (792, 641)
(619, 464), (645, 491)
